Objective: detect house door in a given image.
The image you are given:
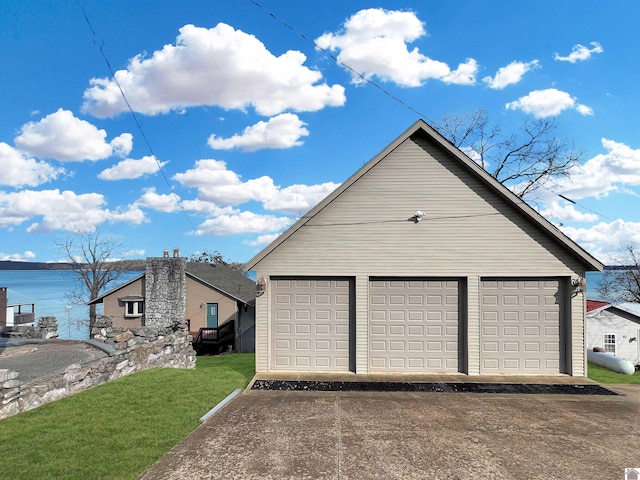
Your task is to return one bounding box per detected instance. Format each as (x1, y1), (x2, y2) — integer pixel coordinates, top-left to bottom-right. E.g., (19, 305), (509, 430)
(207, 303), (218, 328)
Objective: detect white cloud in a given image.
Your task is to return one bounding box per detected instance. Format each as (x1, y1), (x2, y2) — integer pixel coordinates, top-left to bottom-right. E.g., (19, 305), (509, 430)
(123, 249), (145, 258)
(106, 204), (147, 226)
(554, 41), (603, 63)
(98, 155), (167, 180)
(179, 199), (237, 216)
(110, 133), (134, 157)
(82, 23), (345, 118)
(482, 60), (540, 89)
(505, 88), (591, 118)
(315, 8), (477, 87)
(263, 182), (339, 215)
(14, 109), (132, 161)
(134, 187), (180, 212)
(175, 160), (277, 206)
(576, 104), (594, 116)
(0, 251), (36, 261)
(0, 142), (64, 187)
(208, 114), (309, 152)
(0, 189), (147, 233)
(540, 201), (599, 223)
(173, 159), (339, 215)
(244, 233), (281, 247)
(194, 211), (293, 236)
(539, 138), (640, 201)
(560, 219), (640, 263)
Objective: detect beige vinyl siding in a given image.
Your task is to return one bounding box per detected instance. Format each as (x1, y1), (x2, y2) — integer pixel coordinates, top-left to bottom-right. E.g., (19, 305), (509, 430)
(467, 275), (481, 375)
(355, 275), (369, 373)
(185, 276), (238, 332)
(571, 285), (586, 375)
(255, 271), (269, 372)
(102, 278), (145, 329)
(252, 137), (584, 278)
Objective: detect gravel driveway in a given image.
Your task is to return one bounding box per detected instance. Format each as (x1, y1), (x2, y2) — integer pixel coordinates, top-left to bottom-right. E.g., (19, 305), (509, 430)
(0, 340), (107, 383)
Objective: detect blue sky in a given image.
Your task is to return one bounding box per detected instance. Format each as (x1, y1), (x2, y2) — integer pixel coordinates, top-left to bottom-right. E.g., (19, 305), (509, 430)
(1, 1), (639, 265)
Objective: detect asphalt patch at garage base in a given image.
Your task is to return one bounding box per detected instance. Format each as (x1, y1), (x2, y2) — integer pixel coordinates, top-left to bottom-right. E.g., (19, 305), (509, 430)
(251, 379), (618, 395)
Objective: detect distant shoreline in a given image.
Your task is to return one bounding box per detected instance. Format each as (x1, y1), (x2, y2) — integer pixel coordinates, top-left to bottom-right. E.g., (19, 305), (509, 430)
(0, 260), (146, 271)
(0, 260), (627, 271)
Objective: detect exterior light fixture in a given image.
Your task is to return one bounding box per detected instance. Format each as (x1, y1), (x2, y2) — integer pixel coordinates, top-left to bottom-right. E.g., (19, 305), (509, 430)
(410, 211), (425, 223)
(572, 277), (586, 294)
(256, 276), (267, 296)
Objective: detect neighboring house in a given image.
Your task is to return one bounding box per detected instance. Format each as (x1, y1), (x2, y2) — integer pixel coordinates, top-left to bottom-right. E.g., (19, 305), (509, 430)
(587, 300), (640, 367)
(90, 249), (256, 352)
(245, 120), (603, 376)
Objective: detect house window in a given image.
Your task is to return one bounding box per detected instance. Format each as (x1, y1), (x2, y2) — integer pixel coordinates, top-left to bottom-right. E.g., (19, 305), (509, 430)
(125, 301), (144, 318)
(603, 334), (616, 354)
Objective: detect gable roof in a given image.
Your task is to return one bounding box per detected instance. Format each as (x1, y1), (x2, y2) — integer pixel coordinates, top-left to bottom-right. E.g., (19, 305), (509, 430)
(587, 299), (610, 312)
(587, 301), (640, 324)
(246, 119), (603, 271)
(89, 262), (255, 305)
(88, 273), (144, 305)
(186, 262), (255, 305)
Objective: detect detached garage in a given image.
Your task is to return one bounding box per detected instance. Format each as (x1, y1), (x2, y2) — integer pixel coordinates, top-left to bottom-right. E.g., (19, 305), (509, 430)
(246, 120), (603, 377)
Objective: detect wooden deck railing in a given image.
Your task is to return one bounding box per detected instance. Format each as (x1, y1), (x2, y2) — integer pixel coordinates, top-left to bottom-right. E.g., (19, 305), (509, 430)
(192, 320), (235, 355)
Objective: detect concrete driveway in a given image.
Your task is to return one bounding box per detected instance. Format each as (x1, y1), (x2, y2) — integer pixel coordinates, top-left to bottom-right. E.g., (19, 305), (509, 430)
(139, 385), (640, 480)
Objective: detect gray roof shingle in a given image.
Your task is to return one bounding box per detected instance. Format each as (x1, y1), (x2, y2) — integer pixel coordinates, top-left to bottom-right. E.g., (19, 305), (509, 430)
(186, 262), (255, 304)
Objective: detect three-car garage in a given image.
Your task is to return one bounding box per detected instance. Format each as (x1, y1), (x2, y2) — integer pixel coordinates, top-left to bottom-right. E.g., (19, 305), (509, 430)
(269, 276), (566, 375)
(247, 121), (602, 377)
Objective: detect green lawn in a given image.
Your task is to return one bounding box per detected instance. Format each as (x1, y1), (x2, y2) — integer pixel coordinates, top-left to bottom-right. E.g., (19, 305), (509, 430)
(0, 353), (255, 480)
(588, 362), (640, 384)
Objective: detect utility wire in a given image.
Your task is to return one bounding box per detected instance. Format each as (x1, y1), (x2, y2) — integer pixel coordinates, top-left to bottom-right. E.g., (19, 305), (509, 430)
(249, 0), (609, 222)
(75, 0), (200, 235)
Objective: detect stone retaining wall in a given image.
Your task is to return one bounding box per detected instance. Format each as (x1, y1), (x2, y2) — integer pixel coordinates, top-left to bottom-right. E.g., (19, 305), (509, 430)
(0, 316), (195, 420)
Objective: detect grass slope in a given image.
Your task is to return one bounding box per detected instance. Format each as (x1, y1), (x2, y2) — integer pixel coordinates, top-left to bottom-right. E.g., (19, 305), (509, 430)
(588, 362), (640, 384)
(0, 353), (255, 480)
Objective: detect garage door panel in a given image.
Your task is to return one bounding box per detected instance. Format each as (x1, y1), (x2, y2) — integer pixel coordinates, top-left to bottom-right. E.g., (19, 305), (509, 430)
(271, 278), (352, 372)
(369, 279), (460, 373)
(481, 279), (563, 375)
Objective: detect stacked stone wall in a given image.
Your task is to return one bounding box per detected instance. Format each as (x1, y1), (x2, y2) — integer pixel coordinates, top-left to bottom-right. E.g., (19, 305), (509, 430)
(0, 316), (195, 420)
(0, 316), (58, 339)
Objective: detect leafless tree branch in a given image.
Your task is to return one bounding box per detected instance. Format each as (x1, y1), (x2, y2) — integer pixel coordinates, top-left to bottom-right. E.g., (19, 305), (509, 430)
(435, 110), (581, 198)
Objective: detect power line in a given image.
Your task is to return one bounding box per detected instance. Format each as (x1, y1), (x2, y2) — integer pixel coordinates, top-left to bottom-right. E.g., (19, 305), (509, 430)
(75, 0), (200, 236)
(249, 0), (609, 222)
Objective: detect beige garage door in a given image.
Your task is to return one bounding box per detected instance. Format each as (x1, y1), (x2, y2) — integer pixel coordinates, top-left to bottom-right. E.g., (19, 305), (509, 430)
(271, 278), (352, 372)
(369, 279), (460, 372)
(480, 279), (563, 374)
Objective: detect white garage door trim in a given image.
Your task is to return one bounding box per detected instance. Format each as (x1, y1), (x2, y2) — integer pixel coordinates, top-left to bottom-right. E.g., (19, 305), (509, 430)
(270, 277), (354, 372)
(480, 278), (565, 375)
(369, 278), (462, 373)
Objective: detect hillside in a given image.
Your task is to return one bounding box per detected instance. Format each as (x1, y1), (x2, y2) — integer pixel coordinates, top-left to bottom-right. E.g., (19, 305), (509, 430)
(0, 260), (146, 271)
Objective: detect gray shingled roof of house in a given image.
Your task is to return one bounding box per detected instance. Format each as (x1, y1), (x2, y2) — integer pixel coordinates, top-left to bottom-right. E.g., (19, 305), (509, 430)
(186, 262), (256, 305)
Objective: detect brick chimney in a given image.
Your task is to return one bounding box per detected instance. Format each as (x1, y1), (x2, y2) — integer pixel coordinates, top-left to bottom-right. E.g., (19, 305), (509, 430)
(0, 287), (7, 327)
(144, 249), (186, 328)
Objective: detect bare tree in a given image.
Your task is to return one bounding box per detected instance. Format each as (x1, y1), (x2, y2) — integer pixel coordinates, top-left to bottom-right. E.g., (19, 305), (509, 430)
(597, 244), (640, 303)
(57, 230), (126, 331)
(187, 249), (246, 274)
(435, 109), (582, 198)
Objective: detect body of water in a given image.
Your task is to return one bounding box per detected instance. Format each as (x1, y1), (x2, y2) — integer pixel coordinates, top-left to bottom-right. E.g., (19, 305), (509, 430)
(0, 270), (141, 340)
